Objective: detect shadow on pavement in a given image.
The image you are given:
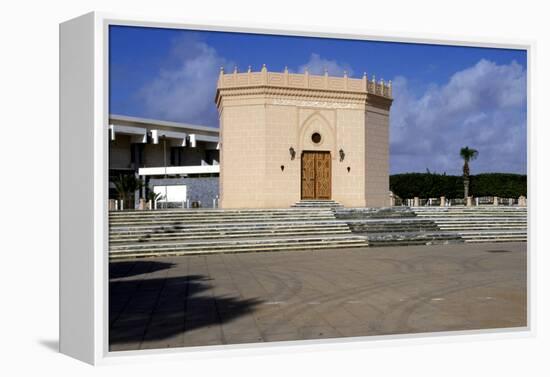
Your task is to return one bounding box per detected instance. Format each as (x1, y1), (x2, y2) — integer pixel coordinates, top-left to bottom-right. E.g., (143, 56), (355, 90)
(109, 260), (175, 279)
(109, 273), (262, 348)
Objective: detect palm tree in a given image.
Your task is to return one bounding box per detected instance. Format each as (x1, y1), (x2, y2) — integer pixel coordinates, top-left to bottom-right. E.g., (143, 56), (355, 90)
(147, 191), (165, 204)
(112, 174), (144, 207)
(460, 146), (479, 200)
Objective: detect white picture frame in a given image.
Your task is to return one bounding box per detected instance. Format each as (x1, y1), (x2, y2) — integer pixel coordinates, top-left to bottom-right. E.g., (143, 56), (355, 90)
(59, 11), (534, 365)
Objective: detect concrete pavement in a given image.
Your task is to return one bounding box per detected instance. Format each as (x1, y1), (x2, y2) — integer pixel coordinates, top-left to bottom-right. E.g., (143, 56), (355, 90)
(109, 242), (527, 351)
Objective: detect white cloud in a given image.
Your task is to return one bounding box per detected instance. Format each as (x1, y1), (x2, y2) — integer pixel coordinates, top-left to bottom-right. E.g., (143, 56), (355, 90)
(297, 53), (354, 76)
(390, 59), (527, 174)
(138, 35), (233, 127)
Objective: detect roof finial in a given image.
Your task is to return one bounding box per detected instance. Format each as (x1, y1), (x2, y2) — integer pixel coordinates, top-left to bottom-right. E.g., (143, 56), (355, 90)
(233, 65), (238, 74)
(324, 67), (328, 75)
(261, 63), (267, 72)
(343, 70), (348, 78)
(247, 65), (252, 73)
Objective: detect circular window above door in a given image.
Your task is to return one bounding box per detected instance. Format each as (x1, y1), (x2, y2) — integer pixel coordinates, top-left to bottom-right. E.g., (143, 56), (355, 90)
(311, 132), (322, 144)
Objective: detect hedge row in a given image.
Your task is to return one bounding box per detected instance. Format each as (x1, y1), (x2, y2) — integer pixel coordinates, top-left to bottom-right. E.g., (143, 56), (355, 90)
(389, 173), (527, 199)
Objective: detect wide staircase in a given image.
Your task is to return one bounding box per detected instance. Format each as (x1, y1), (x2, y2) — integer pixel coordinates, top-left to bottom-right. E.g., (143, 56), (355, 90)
(412, 206), (527, 243)
(335, 207), (464, 246)
(109, 208), (368, 259)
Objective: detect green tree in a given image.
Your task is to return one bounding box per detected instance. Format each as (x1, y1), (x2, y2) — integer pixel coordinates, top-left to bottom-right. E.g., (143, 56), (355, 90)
(460, 146), (479, 199)
(147, 191), (165, 203)
(390, 173), (526, 199)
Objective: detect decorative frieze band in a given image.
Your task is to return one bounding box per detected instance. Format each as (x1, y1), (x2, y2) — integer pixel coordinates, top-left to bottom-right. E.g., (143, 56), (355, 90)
(217, 65), (392, 99)
(270, 99), (363, 109)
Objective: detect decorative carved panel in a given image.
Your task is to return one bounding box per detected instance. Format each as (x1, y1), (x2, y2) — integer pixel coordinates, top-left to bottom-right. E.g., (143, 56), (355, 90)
(301, 152), (331, 199)
(315, 152), (331, 199)
(301, 152), (316, 199)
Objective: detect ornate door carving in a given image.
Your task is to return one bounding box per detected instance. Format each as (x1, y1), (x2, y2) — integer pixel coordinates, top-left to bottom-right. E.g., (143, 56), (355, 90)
(301, 152), (316, 199)
(301, 152), (331, 199)
(315, 152), (331, 199)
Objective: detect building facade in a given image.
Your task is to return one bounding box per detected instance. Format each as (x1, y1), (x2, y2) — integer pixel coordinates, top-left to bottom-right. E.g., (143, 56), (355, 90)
(108, 114), (220, 208)
(215, 65), (393, 209)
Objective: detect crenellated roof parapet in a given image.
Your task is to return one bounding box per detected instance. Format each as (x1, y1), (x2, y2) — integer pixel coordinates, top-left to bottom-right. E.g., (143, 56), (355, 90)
(216, 64), (392, 102)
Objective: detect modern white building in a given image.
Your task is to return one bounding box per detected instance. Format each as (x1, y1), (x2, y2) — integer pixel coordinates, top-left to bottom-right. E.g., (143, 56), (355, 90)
(108, 114), (220, 208)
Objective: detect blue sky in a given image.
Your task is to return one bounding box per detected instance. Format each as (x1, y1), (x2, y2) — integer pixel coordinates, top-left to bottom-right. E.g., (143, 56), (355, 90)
(109, 25), (527, 175)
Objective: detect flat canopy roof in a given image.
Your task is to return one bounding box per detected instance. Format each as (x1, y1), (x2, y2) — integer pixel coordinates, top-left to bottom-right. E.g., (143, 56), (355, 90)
(109, 114), (219, 135)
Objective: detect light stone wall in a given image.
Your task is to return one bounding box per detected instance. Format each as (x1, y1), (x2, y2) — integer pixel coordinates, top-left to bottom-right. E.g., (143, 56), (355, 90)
(220, 102), (267, 208)
(365, 104), (390, 207)
(216, 68), (392, 209)
(264, 104), (300, 208)
(333, 108), (367, 207)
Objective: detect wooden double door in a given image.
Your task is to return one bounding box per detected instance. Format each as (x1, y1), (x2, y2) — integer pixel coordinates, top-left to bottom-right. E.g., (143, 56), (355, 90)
(301, 151), (331, 199)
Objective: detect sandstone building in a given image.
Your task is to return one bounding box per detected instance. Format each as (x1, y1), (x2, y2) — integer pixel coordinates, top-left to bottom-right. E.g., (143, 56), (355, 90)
(215, 65), (393, 208)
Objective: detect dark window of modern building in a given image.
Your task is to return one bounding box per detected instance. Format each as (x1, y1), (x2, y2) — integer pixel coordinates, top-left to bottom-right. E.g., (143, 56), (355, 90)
(205, 150), (220, 165)
(130, 143), (145, 168)
(170, 147), (185, 166)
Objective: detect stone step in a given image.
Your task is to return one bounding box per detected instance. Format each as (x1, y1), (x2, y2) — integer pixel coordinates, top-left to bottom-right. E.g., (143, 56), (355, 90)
(365, 231), (464, 247)
(109, 213), (334, 220)
(413, 207), (527, 211)
(109, 210), (333, 218)
(421, 214), (527, 218)
(350, 227), (442, 234)
(109, 215), (336, 226)
(109, 227), (352, 243)
(109, 208), (332, 215)
(456, 229), (527, 243)
(418, 217), (526, 220)
(412, 205), (526, 210)
(456, 229), (527, 236)
(110, 220), (350, 233)
(110, 242), (369, 259)
(109, 235), (369, 258)
(411, 207), (527, 213)
(438, 225), (526, 230)
(414, 212), (527, 215)
(344, 218), (525, 224)
(291, 200), (343, 208)
(110, 233), (367, 250)
(340, 206), (526, 246)
(435, 220), (527, 225)
(464, 237), (527, 243)
(334, 207), (416, 219)
(415, 213), (527, 218)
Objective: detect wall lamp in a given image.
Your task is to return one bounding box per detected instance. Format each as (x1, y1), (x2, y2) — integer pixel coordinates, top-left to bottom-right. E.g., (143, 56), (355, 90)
(289, 146), (296, 160)
(339, 148), (345, 162)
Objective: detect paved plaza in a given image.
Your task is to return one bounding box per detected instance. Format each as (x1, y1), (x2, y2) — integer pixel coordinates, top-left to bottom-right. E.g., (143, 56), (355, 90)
(109, 242), (527, 351)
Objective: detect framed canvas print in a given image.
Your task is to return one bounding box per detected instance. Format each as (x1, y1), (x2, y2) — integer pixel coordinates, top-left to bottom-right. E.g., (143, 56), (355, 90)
(60, 12), (531, 365)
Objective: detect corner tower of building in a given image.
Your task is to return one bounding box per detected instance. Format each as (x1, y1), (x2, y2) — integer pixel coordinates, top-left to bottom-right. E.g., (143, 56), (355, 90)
(215, 65), (393, 209)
